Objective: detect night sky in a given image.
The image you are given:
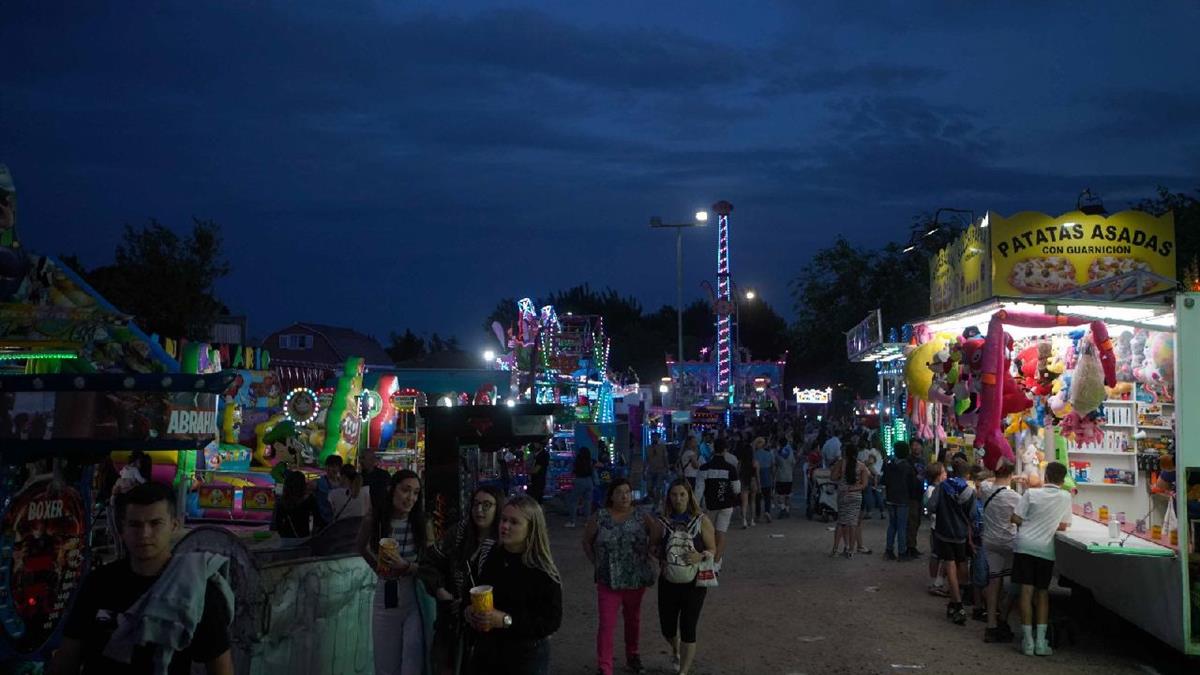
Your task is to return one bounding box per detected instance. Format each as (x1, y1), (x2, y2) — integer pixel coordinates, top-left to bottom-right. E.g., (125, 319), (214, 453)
(6, 2), (1199, 352)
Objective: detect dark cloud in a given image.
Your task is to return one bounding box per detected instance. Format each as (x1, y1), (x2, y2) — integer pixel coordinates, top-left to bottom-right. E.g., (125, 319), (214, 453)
(762, 64), (945, 96)
(2, 1), (1198, 343)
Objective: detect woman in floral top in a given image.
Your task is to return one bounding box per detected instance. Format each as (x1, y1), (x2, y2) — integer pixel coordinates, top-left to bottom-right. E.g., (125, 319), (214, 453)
(583, 478), (660, 675)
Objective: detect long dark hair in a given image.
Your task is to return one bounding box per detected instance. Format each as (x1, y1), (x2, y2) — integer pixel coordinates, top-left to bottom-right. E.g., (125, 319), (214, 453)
(373, 469), (426, 549)
(574, 447), (593, 475)
(464, 484), (505, 554)
(843, 443), (859, 485)
(281, 470), (307, 509)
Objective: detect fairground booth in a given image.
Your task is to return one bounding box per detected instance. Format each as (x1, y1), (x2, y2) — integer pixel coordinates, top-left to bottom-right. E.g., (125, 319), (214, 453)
(891, 207), (1198, 653)
(0, 187), (377, 672)
(845, 309), (910, 454)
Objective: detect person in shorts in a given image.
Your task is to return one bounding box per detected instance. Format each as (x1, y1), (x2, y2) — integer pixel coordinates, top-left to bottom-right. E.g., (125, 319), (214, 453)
(1011, 461), (1072, 657)
(926, 459), (975, 625)
(980, 460), (1021, 643)
(695, 438), (741, 568)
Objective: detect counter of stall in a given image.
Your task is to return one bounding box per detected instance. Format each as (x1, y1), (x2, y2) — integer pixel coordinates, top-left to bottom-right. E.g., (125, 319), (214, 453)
(912, 293), (1197, 654)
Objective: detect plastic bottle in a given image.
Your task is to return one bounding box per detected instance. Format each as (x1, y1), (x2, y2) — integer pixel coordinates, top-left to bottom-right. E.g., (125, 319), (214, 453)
(1098, 505), (1109, 522)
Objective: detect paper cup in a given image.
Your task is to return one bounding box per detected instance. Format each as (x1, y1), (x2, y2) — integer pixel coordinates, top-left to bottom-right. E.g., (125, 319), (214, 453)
(470, 584), (494, 630)
(378, 538), (399, 574)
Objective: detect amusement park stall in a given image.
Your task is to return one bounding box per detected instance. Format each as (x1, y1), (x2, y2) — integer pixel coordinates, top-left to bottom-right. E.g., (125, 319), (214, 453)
(894, 208), (1198, 654)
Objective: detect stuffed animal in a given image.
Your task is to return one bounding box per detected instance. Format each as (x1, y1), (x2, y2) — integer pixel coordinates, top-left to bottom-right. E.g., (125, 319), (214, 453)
(1105, 381), (1133, 400)
(1139, 332), (1175, 385)
(1061, 411), (1105, 445)
(1114, 331), (1134, 381)
(1129, 330), (1148, 382)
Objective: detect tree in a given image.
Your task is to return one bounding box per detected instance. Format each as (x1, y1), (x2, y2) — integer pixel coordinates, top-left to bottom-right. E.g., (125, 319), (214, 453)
(1129, 186), (1200, 282)
(386, 329), (426, 363)
(427, 333), (462, 353)
(69, 218), (231, 339)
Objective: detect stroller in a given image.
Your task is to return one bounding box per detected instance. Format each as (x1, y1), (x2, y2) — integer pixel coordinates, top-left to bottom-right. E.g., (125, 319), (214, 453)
(806, 466), (839, 522)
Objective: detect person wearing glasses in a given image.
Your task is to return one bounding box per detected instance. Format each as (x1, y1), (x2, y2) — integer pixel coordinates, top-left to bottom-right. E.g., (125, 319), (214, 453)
(428, 485), (506, 674)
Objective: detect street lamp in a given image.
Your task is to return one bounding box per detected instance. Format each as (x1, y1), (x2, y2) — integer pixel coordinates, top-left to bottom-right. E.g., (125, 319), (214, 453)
(483, 349), (495, 362)
(745, 289), (756, 301)
(651, 210), (708, 365)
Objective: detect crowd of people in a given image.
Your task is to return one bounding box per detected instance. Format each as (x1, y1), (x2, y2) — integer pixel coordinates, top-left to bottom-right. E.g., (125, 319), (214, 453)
(47, 409), (1077, 675)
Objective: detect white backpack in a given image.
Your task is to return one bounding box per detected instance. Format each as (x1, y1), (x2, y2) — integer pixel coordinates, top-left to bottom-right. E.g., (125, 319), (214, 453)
(661, 515), (703, 583)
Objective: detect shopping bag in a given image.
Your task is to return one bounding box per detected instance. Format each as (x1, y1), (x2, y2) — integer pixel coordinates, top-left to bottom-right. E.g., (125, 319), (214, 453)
(695, 557), (718, 588)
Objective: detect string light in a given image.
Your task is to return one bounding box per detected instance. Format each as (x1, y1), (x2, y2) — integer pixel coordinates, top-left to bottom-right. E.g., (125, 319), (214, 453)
(0, 351), (78, 361)
(283, 387), (320, 425)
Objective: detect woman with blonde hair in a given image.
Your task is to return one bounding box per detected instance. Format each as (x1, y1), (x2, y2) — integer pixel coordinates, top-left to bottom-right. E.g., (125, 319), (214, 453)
(656, 479), (715, 675)
(466, 494), (562, 675)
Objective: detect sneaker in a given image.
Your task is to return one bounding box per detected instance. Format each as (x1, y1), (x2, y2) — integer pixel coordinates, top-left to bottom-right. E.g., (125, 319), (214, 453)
(856, 547), (872, 555)
(972, 607), (988, 622)
(928, 584), (949, 597)
(950, 607), (967, 625)
(669, 654), (680, 672)
(883, 550), (897, 561)
(997, 624), (1015, 642)
(1021, 639), (1036, 656)
(627, 655), (646, 673)
(1034, 641), (1053, 656)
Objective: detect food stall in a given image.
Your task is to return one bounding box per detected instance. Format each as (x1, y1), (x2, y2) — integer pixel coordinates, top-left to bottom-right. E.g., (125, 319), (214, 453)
(899, 208), (1197, 654)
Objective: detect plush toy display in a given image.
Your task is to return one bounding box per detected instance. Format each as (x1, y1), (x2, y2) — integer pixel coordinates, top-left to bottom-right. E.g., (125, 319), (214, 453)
(974, 311), (1115, 469)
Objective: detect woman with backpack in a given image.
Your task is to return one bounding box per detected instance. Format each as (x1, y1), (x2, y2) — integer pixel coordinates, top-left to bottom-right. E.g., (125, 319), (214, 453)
(656, 479), (715, 675)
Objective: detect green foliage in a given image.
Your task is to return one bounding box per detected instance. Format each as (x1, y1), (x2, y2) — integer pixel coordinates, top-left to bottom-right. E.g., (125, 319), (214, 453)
(1128, 186), (1200, 281)
(386, 329), (426, 363)
(69, 218), (231, 339)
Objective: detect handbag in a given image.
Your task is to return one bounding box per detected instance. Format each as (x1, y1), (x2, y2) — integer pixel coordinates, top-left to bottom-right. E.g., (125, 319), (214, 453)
(694, 557), (718, 588)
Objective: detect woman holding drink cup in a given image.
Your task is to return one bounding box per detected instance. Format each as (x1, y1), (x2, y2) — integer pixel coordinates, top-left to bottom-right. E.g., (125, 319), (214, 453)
(583, 478), (660, 675)
(359, 469), (436, 675)
(428, 485), (506, 674)
(465, 494), (562, 675)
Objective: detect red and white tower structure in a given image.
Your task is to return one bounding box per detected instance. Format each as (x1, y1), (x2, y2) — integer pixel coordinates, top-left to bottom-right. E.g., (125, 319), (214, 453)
(712, 200), (735, 402)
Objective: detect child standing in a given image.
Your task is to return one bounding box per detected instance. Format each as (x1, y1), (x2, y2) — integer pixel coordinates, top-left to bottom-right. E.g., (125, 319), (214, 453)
(1011, 461), (1073, 656)
(926, 458), (975, 625)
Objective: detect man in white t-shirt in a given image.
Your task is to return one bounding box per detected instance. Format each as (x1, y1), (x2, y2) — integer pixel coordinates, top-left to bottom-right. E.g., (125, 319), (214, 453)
(1010, 461), (1073, 657)
(979, 461), (1022, 643)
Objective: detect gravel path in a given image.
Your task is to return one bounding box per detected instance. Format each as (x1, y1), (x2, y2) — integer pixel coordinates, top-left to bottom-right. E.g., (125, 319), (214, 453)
(543, 502), (1193, 674)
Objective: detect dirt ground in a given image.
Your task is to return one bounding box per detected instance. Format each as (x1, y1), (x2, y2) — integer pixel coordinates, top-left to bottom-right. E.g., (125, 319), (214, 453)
(542, 498), (1194, 675)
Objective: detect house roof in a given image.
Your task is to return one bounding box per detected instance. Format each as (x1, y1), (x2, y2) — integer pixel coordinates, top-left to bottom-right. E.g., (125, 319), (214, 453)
(276, 322), (394, 367)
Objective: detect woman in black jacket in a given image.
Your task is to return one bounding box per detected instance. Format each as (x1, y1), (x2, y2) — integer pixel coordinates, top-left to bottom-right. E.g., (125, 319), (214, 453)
(428, 484), (506, 674)
(272, 470), (316, 544)
(465, 494), (562, 675)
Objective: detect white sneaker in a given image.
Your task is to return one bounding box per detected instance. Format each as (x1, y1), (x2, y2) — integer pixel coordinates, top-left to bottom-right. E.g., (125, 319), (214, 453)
(1021, 639), (1035, 656)
(1035, 641), (1053, 656)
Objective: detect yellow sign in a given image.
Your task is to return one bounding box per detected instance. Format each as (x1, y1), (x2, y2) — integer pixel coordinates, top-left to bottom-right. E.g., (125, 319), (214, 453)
(990, 210), (1175, 298)
(929, 222), (991, 314)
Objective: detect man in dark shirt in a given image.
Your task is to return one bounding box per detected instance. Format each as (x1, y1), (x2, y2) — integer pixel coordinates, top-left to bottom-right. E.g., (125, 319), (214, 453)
(49, 482), (232, 675)
(527, 441), (549, 503)
(360, 448), (391, 513)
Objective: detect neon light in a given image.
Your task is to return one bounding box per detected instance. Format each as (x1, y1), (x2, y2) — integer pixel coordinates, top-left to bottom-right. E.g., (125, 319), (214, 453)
(793, 387), (833, 404)
(283, 387), (320, 425)
(0, 351), (78, 361)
